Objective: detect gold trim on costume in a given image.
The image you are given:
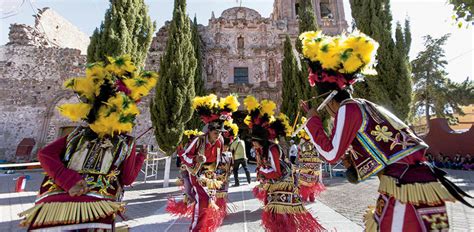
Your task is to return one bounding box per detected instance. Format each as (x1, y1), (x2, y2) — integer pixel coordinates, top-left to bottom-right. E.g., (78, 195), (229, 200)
(18, 201), (125, 228)
(378, 175), (455, 206)
(363, 206), (377, 232)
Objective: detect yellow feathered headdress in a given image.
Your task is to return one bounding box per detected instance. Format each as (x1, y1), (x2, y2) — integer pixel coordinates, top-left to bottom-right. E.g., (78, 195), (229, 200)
(299, 30), (379, 90)
(192, 94), (240, 124)
(243, 95), (293, 140)
(296, 117), (310, 141)
(58, 55), (159, 137)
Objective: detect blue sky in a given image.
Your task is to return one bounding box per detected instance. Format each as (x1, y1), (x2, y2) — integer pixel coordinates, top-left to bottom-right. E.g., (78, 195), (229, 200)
(1, 0), (472, 83)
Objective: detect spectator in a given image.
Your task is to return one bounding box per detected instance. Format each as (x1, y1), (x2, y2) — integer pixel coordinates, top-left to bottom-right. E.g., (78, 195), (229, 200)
(452, 154), (462, 169)
(230, 136), (251, 186)
(434, 154), (444, 168)
(463, 154), (474, 170)
(443, 156), (453, 169)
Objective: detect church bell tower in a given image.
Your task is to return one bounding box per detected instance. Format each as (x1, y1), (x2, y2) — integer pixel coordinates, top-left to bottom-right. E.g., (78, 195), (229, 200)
(272, 0), (348, 35)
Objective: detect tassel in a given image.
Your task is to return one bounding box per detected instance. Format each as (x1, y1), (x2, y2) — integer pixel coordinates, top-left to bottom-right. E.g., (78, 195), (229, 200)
(299, 182), (326, 202)
(262, 209), (325, 232)
(215, 197), (228, 218)
(208, 199), (220, 210)
(19, 201), (125, 228)
(166, 197), (193, 218)
(252, 185), (266, 203)
(378, 175), (456, 206)
(363, 206), (377, 232)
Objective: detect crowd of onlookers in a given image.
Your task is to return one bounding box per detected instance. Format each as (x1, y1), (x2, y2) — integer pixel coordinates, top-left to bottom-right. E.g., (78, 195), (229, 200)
(425, 153), (474, 170)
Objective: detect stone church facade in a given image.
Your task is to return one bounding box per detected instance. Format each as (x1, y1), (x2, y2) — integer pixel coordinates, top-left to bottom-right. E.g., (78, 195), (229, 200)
(147, 0), (347, 104)
(0, 1), (346, 160)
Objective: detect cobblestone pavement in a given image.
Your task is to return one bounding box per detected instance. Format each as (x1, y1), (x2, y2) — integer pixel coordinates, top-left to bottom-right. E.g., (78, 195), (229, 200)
(318, 169), (474, 231)
(0, 166), (472, 231)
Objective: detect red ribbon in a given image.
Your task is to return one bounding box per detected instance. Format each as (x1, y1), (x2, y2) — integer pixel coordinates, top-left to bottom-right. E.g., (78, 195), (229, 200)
(308, 69), (349, 90)
(115, 79), (132, 95)
(200, 114), (219, 124)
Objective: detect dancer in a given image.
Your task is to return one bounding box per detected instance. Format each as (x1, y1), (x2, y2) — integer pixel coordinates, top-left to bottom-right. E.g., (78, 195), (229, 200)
(178, 94), (239, 232)
(214, 120), (239, 217)
(18, 55), (157, 231)
(295, 117), (325, 202)
(299, 30), (473, 231)
(167, 129), (203, 218)
(243, 95), (325, 232)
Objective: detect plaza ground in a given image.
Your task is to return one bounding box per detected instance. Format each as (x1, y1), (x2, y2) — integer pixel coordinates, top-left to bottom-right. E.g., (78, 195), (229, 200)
(0, 164), (472, 231)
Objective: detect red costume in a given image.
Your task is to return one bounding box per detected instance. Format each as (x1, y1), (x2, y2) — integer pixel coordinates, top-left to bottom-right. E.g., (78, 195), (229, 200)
(179, 134), (224, 232)
(296, 138), (325, 202)
(168, 94), (240, 232)
(299, 29), (472, 231)
(19, 128), (145, 231)
(244, 95), (325, 232)
(18, 55), (157, 231)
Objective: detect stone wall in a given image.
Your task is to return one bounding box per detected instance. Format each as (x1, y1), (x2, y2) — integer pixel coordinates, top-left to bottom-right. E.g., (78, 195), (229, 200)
(0, 45), (85, 160)
(7, 8), (89, 54)
(0, 1), (348, 160)
(0, 45), (157, 160)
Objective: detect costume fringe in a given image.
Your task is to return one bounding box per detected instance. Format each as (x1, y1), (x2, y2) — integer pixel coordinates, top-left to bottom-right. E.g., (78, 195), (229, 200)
(265, 204), (307, 214)
(200, 204), (224, 232)
(264, 181), (294, 192)
(200, 178), (223, 190)
(363, 206), (377, 232)
(215, 197), (228, 218)
(252, 185), (267, 203)
(378, 175), (456, 206)
(18, 201), (124, 228)
(299, 157), (323, 163)
(215, 192), (227, 198)
(261, 209), (325, 232)
(300, 182), (326, 202)
(166, 197), (193, 218)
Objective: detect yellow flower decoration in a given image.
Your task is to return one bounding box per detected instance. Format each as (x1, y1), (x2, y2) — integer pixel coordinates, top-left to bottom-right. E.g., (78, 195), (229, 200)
(184, 129), (204, 138)
(105, 55), (136, 76)
(243, 95), (260, 112)
(86, 63), (106, 79)
(297, 117), (310, 140)
(57, 103), (92, 122)
(277, 113), (293, 136)
(224, 120), (239, 136)
(123, 72), (158, 101)
(219, 95), (240, 112)
(244, 115), (251, 126)
(260, 100), (277, 116)
(318, 37), (342, 70)
(192, 94), (219, 110)
(300, 30), (379, 75)
(64, 76), (98, 100)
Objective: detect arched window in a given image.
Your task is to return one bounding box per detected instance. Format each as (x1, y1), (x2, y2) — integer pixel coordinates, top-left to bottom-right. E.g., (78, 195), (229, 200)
(320, 0), (333, 19)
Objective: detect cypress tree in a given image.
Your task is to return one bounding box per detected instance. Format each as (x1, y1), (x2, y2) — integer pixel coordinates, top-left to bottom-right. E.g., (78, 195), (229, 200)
(87, 0), (155, 67)
(295, 0), (319, 108)
(404, 18), (412, 58)
(350, 0), (412, 121)
(150, 0), (197, 153)
(393, 22), (412, 120)
(281, 35), (299, 122)
(186, 16), (206, 130)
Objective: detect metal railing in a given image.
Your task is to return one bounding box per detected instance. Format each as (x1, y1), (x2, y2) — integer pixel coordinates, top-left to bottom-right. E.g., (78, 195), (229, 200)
(140, 149), (172, 187)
